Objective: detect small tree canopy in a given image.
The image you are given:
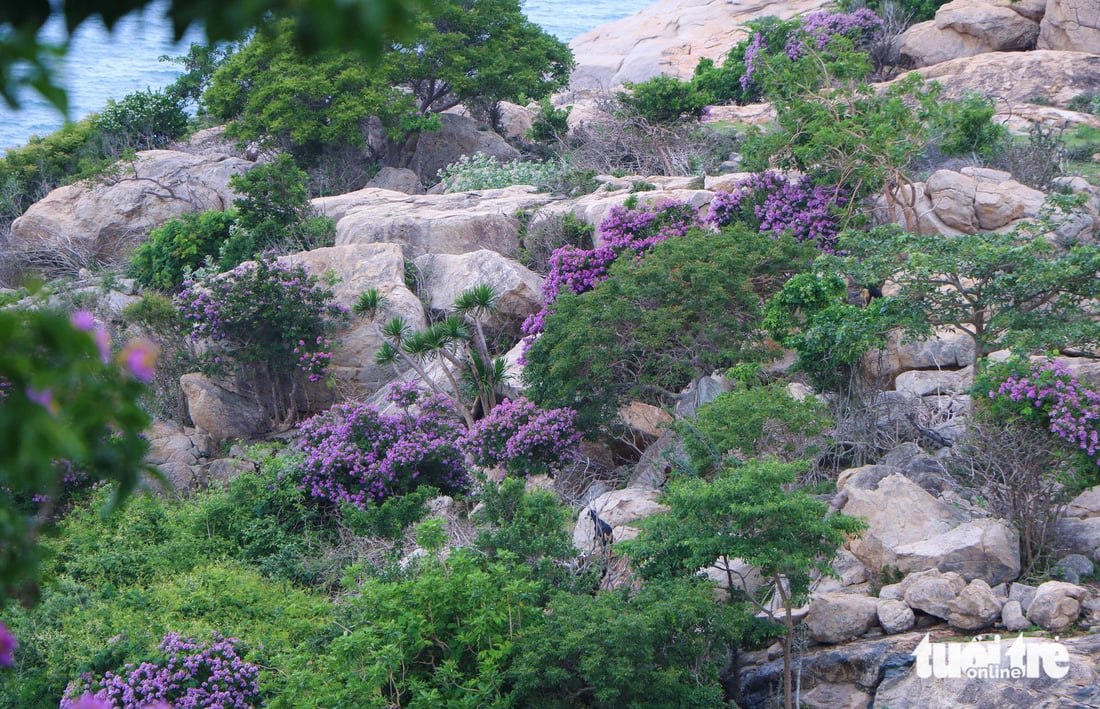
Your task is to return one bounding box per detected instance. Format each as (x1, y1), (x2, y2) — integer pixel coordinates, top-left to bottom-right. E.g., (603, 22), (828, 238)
(0, 0), (429, 114)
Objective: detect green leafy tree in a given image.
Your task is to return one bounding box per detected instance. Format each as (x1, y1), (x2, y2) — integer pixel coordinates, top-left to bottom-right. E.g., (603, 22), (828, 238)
(679, 381), (834, 474)
(0, 0), (432, 114)
(278, 548), (545, 708)
(205, 4), (571, 165)
(825, 225), (1100, 364)
(764, 271), (900, 392)
(0, 308), (153, 602)
(507, 577), (750, 708)
(129, 209), (238, 291)
(523, 226), (814, 431)
(620, 75), (708, 124)
(624, 460), (865, 709)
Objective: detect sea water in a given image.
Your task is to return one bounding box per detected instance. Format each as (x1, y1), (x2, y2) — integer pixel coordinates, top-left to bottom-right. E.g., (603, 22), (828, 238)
(0, 0), (646, 151)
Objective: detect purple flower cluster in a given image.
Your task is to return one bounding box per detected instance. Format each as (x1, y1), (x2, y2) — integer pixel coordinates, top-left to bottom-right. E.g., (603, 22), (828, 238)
(992, 358), (1100, 463)
(297, 386), (469, 507)
(0, 621), (15, 667)
(462, 397), (582, 478)
(707, 171), (845, 252)
(522, 200), (702, 343)
(742, 31), (767, 92)
(788, 9), (883, 58)
(61, 633), (261, 709)
(176, 257), (345, 382)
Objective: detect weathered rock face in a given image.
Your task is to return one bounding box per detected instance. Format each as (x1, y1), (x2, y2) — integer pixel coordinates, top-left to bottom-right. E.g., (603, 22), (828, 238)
(567, 0), (830, 89)
(323, 186), (554, 259)
(145, 419), (214, 492)
(899, 0), (1040, 68)
(1038, 0), (1100, 53)
(407, 112), (519, 182)
(904, 50), (1100, 107)
(878, 599), (917, 634)
(572, 487), (668, 551)
(894, 518), (1021, 586)
(413, 250), (544, 328)
(1056, 482), (1100, 556)
(9, 150), (252, 269)
(839, 471), (970, 572)
(873, 634), (1100, 708)
(180, 373), (270, 442)
(806, 593), (881, 644)
(279, 244), (427, 399)
(926, 167), (1047, 232)
(903, 569), (969, 619)
(1027, 580), (1087, 631)
(364, 166), (423, 194)
(945, 578), (1003, 630)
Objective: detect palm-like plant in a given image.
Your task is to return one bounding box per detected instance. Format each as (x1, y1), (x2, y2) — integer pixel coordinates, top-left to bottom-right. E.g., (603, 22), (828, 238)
(355, 283), (506, 424)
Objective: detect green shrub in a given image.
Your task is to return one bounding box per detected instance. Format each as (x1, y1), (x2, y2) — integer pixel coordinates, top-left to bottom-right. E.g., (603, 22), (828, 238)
(680, 382), (834, 474)
(93, 89), (189, 151)
(524, 225), (813, 431)
(620, 75), (708, 124)
(128, 209), (238, 291)
(1068, 92), (1100, 116)
(508, 577), (746, 708)
(935, 92), (1007, 159)
(437, 151), (564, 192)
(220, 154), (335, 268)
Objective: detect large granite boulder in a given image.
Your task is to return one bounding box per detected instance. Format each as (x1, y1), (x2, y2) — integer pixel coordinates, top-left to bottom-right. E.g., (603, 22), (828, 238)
(322, 186), (554, 259)
(894, 518), (1021, 585)
(1038, 0), (1100, 53)
(413, 250), (544, 328)
(568, 0), (830, 89)
(9, 150), (251, 269)
(839, 471), (969, 572)
(805, 593), (881, 644)
(407, 112), (520, 183)
(904, 51), (1100, 107)
(180, 373), (270, 442)
(899, 0), (1040, 67)
(1027, 580), (1088, 631)
(279, 244), (427, 399)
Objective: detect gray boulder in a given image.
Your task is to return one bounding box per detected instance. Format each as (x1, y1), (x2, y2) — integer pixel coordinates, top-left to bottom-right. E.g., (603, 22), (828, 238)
(1027, 580), (1087, 632)
(805, 593), (881, 644)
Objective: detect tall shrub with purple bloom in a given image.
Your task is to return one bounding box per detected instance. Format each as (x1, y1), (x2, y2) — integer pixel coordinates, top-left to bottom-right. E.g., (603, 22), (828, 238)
(978, 357), (1100, 469)
(707, 171), (847, 251)
(297, 385), (468, 508)
(176, 257), (347, 427)
(61, 633), (261, 709)
(463, 397), (582, 478)
(522, 199), (702, 343)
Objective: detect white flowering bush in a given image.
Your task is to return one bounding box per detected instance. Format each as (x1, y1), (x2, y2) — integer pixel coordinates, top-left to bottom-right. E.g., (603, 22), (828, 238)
(437, 152), (563, 193)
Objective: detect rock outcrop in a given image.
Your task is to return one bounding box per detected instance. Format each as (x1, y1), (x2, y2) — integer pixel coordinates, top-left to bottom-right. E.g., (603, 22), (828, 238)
(1038, 0), (1100, 54)
(319, 186), (554, 259)
(8, 150), (252, 269)
(567, 0), (829, 90)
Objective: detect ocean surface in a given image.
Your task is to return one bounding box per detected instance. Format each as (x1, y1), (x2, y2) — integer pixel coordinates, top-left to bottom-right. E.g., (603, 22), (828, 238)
(0, 0), (645, 152)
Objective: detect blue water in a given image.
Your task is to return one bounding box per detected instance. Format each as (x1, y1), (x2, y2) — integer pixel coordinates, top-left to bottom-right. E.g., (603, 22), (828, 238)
(0, 0), (645, 152)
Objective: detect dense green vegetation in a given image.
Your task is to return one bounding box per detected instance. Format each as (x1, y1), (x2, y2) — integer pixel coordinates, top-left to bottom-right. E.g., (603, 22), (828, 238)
(4, 3), (1100, 708)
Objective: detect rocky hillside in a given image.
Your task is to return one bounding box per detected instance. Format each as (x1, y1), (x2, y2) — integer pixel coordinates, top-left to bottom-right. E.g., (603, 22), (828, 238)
(6, 1), (1100, 707)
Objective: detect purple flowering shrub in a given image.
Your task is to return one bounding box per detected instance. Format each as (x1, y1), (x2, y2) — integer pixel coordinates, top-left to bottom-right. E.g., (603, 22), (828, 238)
(0, 621), (15, 667)
(522, 200), (702, 341)
(695, 11), (882, 104)
(980, 357), (1100, 468)
(707, 171), (847, 251)
(297, 384), (469, 508)
(462, 397), (582, 478)
(176, 257), (347, 423)
(61, 633), (261, 709)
